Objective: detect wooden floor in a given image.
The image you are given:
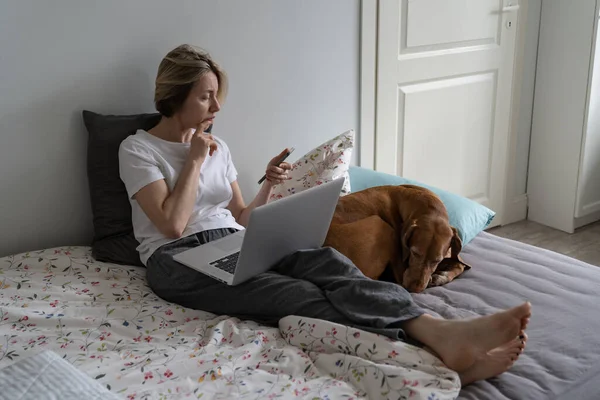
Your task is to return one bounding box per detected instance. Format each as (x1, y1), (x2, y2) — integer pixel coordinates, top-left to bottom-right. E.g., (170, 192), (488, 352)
(489, 220), (600, 266)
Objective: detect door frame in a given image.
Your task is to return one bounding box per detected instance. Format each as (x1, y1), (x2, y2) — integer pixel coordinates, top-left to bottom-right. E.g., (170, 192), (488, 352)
(359, 0), (530, 225)
(359, 0), (378, 170)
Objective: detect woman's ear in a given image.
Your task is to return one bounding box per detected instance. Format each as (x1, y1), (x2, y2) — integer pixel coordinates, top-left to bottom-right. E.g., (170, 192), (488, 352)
(401, 220), (418, 263)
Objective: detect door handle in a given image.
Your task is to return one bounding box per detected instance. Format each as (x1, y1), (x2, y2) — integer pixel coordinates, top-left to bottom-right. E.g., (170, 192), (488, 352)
(502, 5), (520, 12)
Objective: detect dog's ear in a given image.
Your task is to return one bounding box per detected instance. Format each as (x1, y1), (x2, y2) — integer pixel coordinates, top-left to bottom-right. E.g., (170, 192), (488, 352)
(450, 227), (462, 258)
(401, 220), (418, 263)
(450, 226), (471, 269)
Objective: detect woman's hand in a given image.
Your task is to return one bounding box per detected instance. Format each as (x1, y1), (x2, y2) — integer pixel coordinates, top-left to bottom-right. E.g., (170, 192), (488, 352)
(264, 149), (292, 186)
(189, 130), (218, 162)
(229, 148), (293, 227)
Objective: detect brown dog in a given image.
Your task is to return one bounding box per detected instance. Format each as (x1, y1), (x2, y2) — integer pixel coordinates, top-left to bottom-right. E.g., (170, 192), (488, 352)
(324, 185), (470, 292)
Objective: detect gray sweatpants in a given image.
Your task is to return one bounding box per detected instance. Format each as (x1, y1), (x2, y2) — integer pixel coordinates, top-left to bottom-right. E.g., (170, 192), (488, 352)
(146, 228), (424, 341)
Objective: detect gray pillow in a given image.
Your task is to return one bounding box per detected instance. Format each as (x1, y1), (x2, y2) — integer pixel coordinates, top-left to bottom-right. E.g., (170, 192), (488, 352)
(83, 110), (161, 266)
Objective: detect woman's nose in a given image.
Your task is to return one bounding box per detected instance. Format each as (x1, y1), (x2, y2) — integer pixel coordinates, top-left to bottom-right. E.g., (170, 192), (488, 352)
(211, 99), (221, 112)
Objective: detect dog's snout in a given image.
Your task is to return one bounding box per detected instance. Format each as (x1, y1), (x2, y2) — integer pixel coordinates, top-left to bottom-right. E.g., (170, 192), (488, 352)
(403, 266), (434, 293)
(407, 282), (428, 293)
(404, 276), (429, 293)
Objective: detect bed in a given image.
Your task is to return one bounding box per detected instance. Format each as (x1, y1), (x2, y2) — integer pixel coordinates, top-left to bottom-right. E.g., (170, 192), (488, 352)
(1, 232), (599, 399)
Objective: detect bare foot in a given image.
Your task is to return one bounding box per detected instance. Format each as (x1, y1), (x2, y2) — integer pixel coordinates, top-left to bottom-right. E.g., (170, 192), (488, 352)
(459, 332), (528, 386)
(428, 302), (531, 371)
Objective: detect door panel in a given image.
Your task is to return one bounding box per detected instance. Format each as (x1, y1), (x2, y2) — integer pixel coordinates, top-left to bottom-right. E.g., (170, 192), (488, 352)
(376, 0), (518, 225)
(401, 73), (496, 205)
(405, 0), (501, 51)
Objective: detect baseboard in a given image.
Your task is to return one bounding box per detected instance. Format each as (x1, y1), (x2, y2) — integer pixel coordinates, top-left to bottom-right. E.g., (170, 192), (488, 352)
(503, 194), (528, 225)
(574, 209), (600, 229)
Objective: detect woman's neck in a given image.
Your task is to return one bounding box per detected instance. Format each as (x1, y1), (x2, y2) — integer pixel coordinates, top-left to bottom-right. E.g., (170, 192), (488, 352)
(148, 117), (194, 143)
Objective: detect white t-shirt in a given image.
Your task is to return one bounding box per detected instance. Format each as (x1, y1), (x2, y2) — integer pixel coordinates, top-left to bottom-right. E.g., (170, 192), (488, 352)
(118, 130), (245, 265)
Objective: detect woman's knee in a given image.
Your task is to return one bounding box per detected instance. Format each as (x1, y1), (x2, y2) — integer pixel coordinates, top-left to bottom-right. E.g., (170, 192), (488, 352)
(308, 246), (349, 264)
(290, 246), (365, 279)
(321, 246), (365, 274)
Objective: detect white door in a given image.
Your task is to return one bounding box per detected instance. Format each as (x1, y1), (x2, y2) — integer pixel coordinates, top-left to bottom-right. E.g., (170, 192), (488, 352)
(375, 0), (520, 226)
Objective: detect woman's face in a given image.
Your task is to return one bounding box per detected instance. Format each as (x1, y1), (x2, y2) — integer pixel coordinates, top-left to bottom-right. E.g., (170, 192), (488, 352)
(177, 71), (221, 132)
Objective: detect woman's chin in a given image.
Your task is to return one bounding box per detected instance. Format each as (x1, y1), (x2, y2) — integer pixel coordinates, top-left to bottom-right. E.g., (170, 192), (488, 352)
(198, 122), (212, 133)
(194, 124), (208, 133)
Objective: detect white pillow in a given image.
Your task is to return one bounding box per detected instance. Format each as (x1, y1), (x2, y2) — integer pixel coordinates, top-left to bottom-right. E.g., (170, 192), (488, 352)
(269, 129), (354, 201)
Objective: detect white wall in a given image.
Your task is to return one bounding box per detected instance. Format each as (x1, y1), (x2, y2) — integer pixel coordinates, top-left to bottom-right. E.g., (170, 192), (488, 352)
(527, 0), (599, 232)
(575, 13), (600, 218)
(0, 0), (360, 257)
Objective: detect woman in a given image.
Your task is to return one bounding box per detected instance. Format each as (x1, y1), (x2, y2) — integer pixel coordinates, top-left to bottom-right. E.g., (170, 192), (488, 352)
(119, 44), (531, 386)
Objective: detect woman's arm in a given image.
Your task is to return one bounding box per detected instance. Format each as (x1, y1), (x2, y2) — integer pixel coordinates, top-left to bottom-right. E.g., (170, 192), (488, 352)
(227, 149), (292, 227)
(134, 132), (218, 239)
(134, 157), (203, 238)
(228, 181), (274, 227)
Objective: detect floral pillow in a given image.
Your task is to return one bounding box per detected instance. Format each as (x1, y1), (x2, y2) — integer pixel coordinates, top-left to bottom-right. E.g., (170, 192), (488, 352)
(269, 129), (354, 201)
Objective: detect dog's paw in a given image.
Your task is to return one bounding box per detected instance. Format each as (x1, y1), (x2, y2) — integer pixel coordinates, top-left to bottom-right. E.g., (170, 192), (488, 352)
(429, 272), (450, 287)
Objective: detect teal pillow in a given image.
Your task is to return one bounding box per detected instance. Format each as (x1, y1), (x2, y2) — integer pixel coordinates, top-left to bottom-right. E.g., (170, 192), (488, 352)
(348, 166), (495, 245)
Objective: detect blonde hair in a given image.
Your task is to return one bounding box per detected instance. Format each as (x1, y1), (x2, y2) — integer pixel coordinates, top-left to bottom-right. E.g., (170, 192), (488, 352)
(154, 44), (228, 117)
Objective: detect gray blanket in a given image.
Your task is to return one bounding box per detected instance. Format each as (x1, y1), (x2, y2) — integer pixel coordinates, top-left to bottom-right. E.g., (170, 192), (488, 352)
(412, 232), (600, 400)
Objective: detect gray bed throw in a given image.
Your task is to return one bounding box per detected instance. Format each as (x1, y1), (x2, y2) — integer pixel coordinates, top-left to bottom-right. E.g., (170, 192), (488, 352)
(412, 232), (600, 400)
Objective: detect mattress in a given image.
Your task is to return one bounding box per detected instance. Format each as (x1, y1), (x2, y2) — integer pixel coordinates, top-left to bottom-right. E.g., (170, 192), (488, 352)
(0, 245), (459, 399)
(413, 232), (600, 400)
(1, 232), (598, 399)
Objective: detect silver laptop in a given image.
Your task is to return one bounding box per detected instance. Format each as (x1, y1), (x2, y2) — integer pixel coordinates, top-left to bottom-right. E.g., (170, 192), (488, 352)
(173, 177), (345, 285)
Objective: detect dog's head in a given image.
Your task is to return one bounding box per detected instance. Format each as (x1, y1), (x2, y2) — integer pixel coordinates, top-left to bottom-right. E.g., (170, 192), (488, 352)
(400, 217), (462, 293)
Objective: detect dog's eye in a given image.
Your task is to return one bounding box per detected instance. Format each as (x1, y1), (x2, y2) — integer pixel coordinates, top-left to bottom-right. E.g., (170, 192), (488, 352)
(409, 246), (422, 257)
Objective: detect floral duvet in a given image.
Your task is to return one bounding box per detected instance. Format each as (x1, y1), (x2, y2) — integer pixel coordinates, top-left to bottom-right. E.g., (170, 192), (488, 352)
(0, 246), (459, 399)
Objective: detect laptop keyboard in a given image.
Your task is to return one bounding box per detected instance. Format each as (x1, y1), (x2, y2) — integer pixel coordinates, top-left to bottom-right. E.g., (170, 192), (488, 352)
(209, 252), (240, 274)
